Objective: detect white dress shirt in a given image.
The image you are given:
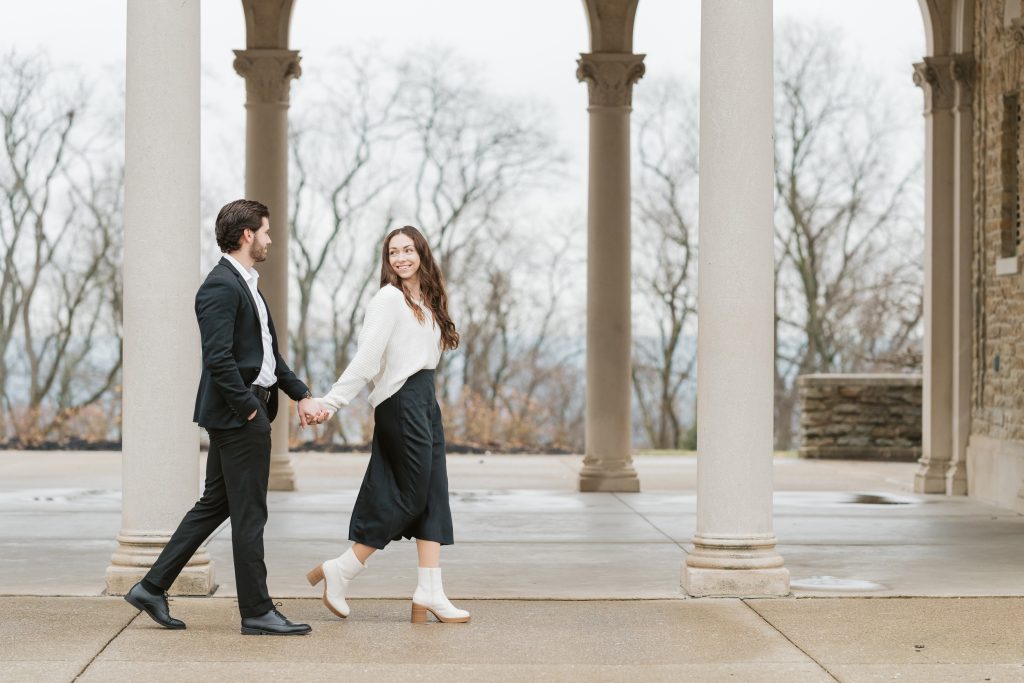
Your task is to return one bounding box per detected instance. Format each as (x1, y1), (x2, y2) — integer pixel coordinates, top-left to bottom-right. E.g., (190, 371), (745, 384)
(223, 254), (277, 388)
(319, 284), (442, 409)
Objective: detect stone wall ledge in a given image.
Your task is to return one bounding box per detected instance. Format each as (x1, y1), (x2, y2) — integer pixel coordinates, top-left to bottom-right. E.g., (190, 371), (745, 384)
(799, 446), (921, 461)
(797, 373), (922, 462)
(798, 373), (922, 387)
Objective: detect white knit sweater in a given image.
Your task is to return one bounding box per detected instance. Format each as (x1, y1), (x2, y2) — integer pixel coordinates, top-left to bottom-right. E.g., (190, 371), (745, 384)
(318, 284), (442, 410)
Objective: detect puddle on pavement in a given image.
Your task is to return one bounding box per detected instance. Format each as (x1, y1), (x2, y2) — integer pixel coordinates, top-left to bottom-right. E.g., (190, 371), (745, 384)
(0, 488), (121, 505)
(776, 491), (921, 507)
(844, 493), (913, 505)
(450, 491), (596, 510)
(790, 575), (886, 591)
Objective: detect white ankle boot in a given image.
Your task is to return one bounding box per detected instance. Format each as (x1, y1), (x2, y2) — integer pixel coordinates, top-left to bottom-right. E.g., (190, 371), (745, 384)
(411, 567), (470, 624)
(306, 548), (365, 618)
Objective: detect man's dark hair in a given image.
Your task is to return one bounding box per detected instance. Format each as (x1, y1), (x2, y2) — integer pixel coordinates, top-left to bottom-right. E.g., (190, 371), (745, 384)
(215, 199), (269, 253)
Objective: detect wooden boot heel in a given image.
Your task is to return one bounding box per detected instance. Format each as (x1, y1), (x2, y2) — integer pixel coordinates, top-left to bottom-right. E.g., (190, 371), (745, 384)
(411, 602), (429, 624)
(306, 564), (325, 586)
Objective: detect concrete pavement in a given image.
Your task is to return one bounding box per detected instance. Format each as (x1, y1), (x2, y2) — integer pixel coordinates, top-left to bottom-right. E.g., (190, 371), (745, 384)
(2, 451), (1022, 598)
(4, 596), (1023, 682)
(1, 451), (1023, 681)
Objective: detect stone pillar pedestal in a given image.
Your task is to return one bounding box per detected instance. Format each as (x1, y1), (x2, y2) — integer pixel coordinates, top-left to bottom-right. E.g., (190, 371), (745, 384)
(682, 0), (788, 597)
(233, 49), (301, 491)
(683, 536), (790, 597)
(912, 56), (957, 494)
(107, 531), (213, 596)
(576, 52), (644, 493)
(106, 0), (213, 596)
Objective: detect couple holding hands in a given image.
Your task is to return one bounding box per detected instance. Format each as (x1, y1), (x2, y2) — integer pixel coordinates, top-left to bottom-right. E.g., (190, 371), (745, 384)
(124, 199), (467, 635)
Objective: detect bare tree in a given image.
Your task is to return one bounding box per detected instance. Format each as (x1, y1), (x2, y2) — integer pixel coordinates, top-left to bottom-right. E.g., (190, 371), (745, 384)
(290, 59), (397, 378)
(47, 146), (124, 440)
(446, 226), (584, 451)
(773, 22), (923, 448)
(394, 49), (566, 404)
(285, 48), (571, 449)
(398, 49), (562, 275)
(0, 52), (124, 444)
(630, 78), (700, 449)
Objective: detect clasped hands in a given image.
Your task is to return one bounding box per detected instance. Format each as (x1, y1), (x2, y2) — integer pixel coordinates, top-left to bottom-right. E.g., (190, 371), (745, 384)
(297, 397), (333, 428)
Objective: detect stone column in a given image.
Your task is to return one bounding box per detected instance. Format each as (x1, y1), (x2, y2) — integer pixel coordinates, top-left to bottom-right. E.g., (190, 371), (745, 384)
(682, 0), (789, 597)
(912, 56), (957, 494)
(947, 54), (975, 496)
(106, 0), (213, 595)
(233, 49), (301, 491)
(576, 52), (644, 493)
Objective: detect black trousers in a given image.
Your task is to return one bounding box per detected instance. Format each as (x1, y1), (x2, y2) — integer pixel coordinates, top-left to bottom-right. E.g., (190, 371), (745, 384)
(145, 399), (274, 618)
(349, 369), (454, 549)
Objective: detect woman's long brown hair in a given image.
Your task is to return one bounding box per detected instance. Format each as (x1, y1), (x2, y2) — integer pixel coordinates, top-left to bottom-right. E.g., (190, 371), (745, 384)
(379, 226), (460, 351)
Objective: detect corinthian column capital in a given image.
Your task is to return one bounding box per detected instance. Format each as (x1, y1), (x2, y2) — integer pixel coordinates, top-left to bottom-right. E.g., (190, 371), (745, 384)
(577, 52), (645, 107)
(950, 53), (975, 111)
(913, 56), (955, 114)
(233, 49), (301, 106)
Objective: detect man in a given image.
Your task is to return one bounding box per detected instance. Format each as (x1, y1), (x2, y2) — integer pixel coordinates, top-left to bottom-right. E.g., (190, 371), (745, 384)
(124, 199), (327, 635)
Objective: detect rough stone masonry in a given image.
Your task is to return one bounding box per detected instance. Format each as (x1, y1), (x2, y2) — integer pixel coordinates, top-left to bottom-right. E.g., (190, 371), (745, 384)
(798, 374), (922, 461)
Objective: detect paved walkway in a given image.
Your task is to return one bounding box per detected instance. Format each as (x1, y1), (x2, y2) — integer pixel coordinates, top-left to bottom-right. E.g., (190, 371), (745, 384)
(6, 595), (1024, 681)
(2, 451), (1023, 680)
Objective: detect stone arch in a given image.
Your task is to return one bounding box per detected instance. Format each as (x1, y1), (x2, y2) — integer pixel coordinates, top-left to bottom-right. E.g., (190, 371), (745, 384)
(919, 0), (975, 55)
(918, 0), (951, 55)
(241, 0), (296, 49)
(581, 0), (639, 52)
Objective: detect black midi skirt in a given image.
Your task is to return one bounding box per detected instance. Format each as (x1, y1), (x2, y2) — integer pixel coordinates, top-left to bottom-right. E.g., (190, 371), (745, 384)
(348, 369), (454, 549)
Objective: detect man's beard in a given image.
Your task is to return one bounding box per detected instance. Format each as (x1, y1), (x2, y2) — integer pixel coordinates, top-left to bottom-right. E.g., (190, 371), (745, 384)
(250, 241), (268, 262)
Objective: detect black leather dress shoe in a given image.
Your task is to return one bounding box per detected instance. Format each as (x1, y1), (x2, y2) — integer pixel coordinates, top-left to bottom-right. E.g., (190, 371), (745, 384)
(240, 608), (312, 636)
(124, 581), (186, 630)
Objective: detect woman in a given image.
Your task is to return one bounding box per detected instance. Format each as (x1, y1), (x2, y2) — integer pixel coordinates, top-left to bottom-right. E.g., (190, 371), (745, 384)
(306, 226), (469, 624)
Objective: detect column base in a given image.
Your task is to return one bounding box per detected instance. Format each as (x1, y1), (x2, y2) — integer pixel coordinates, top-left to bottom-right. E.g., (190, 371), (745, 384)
(105, 531), (216, 596)
(683, 565), (791, 597)
(269, 413), (296, 491)
(268, 453), (296, 491)
(914, 460), (948, 493)
(945, 461), (967, 496)
(682, 534), (790, 597)
(578, 462), (640, 492)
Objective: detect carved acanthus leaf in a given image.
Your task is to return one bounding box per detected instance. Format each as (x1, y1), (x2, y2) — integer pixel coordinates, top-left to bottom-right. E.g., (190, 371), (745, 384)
(577, 53), (645, 107)
(233, 49), (301, 105)
(912, 56), (955, 114)
(949, 53), (975, 110)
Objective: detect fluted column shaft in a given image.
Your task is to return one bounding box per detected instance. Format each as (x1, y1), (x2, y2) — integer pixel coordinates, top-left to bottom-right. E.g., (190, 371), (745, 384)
(576, 52), (644, 493)
(913, 56), (957, 494)
(233, 49), (301, 491)
(682, 0), (789, 597)
(106, 0), (212, 595)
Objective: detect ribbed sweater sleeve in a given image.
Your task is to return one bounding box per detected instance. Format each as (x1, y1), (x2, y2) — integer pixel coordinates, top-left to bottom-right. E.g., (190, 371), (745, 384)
(318, 286), (401, 411)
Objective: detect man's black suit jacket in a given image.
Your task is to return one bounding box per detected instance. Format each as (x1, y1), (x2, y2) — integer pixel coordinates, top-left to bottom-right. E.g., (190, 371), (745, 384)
(193, 257), (309, 430)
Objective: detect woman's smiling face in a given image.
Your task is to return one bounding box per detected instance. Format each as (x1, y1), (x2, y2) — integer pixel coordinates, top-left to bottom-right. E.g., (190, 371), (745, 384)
(388, 232), (421, 281)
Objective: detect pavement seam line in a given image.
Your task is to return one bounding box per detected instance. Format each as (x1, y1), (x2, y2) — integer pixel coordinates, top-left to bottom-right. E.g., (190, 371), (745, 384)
(71, 609), (140, 681)
(611, 492), (688, 552)
(740, 599), (841, 682)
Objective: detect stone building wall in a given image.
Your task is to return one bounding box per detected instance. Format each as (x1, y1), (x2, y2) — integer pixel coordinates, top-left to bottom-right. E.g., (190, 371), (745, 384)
(975, 0), (1024, 442)
(798, 374), (922, 461)
(964, 1), (1024, 511)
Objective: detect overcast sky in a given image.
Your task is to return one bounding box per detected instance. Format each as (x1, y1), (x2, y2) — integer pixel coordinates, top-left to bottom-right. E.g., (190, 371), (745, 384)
(1, 0), (925, 236)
